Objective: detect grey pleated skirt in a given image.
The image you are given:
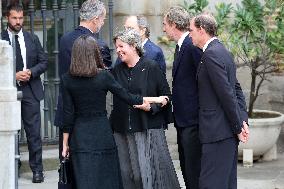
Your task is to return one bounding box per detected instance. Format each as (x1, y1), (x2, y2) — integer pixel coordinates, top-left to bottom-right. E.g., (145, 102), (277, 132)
(114, 129), (180, 189)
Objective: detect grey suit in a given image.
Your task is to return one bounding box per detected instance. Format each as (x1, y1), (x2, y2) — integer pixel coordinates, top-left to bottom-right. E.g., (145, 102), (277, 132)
(197, 39), (247, 189)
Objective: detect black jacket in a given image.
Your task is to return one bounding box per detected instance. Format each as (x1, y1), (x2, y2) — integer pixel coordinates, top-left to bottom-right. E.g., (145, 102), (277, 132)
(54, 26), (112, 127)
(1, 30), (48, 101)
(110, 57), (172, 133)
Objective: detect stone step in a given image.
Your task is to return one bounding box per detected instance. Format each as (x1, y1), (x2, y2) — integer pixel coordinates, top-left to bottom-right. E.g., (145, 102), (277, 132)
(19, 125), (180, 173)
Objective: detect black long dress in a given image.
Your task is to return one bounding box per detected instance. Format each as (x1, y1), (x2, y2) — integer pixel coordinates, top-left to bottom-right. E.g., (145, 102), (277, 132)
(62, 70), (143, 189)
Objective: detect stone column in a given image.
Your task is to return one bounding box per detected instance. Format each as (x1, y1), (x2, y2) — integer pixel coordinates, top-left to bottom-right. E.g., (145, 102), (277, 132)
(0, 40), (21, 188)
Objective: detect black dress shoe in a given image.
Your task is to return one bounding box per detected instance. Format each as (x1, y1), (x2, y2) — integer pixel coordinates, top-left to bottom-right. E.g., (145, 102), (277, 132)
(32, 172), (44, 183)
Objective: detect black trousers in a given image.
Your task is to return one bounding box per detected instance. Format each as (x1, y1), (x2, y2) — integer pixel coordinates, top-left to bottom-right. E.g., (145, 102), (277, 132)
(176, 124), (201, 189)
(199, 137), (238, 189)
(19, 84), (43, 172)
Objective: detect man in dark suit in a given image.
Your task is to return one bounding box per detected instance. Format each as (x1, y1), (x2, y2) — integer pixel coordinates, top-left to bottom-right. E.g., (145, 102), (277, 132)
(163, 6), (202, 189)
(54, 0), (112, 161)
(189, 14), (249, 189)
(1, 4), (47, 183)
(115, 15), (166, 73)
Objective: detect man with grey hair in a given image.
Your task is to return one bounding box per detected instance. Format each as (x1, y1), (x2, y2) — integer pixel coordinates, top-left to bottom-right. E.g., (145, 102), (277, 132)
(189, 13), (249, 189)
(54, 0), (112, 163)
(115, 15), (166, 73)
(163, 6), (202, 189)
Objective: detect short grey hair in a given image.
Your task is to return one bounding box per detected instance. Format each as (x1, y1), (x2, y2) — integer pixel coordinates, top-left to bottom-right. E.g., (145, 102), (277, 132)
(136, 16), (150, 38)
(194, 13), (218, 37)
(113, 29), (144, 57)
(80, 0), (105, 21)
(164, 6), (191, 31)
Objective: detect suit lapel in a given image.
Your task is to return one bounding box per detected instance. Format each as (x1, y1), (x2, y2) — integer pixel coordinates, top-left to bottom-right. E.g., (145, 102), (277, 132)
(196, 39), (219, 80)
(172, 36), (188, 78)
(23, 31), (31, 68)
(76, 26), (93, 36)
(196, 57), (204, 80)
(144, 39), (151, 49)
(143, 40), (151, 55)
(143, 40), (155, 59)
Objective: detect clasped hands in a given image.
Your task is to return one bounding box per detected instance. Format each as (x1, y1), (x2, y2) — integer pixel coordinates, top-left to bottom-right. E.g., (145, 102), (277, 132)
(238, 121), (249, 143)
(133, 96), (169, 112)
(16, 69), (31, 82)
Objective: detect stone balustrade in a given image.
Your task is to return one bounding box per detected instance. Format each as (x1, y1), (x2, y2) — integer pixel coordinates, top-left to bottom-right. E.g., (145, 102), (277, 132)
(0, 40), (21, 189)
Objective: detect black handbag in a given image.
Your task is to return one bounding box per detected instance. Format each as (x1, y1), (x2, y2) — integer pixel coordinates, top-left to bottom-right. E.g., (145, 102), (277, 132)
(58, 157), (73, 189)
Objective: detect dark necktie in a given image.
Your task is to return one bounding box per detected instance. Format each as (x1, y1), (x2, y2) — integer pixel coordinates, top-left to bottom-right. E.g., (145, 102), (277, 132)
(15, 35), (24, 72)
(174, 44), (179, 61)
(172, 44), (179, 76)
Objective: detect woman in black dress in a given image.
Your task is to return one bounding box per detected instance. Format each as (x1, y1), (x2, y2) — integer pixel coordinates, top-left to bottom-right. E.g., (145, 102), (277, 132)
(61, 35), (166, 189)
(111, 29), (180, 189)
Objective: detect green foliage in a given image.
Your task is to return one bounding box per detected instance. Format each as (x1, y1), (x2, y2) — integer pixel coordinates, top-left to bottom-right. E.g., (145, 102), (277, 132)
(157, 36), (176, 63)
(214, 2), (233, 43)
(232, 1), (264, 39)
(215, 0), (284, 116)
(215, 3), (233, 32)
(183, 0), (209, 15)
(266, 3), (284, 54)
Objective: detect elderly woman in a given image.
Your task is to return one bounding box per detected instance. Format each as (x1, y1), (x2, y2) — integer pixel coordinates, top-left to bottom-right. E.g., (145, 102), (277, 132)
(61, 35), (166, 189)
(111, 29), (180, 189)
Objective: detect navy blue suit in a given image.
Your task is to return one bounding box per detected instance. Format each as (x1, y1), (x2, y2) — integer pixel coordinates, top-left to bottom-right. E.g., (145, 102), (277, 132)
(54, 26), (112, 161)
(197, 39), (247, 189)
(172, 35), (202, 189)
(2, 30), (48, 173)
(115, 39), (166, 73)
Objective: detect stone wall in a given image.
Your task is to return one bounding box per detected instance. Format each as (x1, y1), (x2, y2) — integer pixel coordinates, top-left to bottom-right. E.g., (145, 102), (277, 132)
(102, 0), (260, 46)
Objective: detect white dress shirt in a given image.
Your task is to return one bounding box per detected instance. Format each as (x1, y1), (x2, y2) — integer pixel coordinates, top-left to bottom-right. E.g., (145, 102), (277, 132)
(177, 31), (189, 51)
(203, 37), (217, 52)
(8, 29), (27, 70)
(142, 38), (148, 48)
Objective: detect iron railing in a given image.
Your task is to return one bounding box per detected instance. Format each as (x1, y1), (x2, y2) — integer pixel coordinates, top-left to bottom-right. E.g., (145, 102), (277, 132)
(1, 0), (114, 144)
